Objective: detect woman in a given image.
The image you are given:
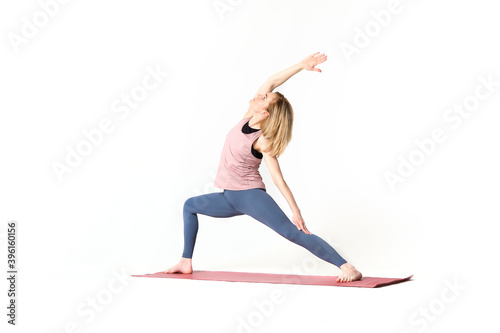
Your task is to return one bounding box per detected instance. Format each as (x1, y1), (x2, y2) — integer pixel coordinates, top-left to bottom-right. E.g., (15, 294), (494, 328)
(165, 52), (362, 283)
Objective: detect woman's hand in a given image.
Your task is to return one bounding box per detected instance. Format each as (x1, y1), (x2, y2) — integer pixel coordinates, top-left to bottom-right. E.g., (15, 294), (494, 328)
(292, 210), (311, 234)
(300, 52), (327, 72)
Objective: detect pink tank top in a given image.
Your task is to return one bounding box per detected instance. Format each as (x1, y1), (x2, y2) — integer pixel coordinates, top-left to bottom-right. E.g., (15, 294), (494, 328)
(214, 117), (266, 191)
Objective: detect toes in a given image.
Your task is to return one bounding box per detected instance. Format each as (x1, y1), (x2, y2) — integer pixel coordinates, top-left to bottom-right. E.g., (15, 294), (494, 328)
(336, 273), (361, 283)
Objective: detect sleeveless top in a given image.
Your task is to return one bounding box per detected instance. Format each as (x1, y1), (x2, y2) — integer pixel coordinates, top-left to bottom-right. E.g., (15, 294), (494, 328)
(214, 117), (266, 191)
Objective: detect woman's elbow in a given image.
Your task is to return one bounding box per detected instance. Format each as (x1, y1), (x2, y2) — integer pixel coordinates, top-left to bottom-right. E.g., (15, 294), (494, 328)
(273, 177), (285, 186)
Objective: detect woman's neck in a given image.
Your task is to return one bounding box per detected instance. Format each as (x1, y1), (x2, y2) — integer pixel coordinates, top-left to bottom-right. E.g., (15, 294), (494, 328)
(248, 118), (261, 130)
(248, 116), (262, 129)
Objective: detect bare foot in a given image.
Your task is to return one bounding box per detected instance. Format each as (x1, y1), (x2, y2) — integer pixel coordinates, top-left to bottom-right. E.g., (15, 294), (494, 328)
(164, 257), (193, 274)
(336, 262), (362, 283)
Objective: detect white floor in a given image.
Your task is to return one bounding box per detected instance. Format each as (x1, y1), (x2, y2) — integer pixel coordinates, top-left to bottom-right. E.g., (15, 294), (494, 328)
(4, 259), (496, 333)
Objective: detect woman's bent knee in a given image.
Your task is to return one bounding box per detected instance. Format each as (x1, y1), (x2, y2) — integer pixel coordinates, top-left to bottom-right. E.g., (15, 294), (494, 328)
(184, 195), (211, 213)
(183, 197), (196, 213)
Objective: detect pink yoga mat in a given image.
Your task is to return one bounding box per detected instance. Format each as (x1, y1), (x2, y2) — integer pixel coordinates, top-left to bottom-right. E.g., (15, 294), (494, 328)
(131, 270), (413, 288)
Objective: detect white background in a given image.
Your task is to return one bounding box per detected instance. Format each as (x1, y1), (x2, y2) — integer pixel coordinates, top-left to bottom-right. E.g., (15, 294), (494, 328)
(1, 0), (499, 332)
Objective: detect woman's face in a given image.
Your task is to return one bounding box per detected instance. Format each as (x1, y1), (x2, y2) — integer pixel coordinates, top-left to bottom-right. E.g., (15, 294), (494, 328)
(249, 92), (276, 114)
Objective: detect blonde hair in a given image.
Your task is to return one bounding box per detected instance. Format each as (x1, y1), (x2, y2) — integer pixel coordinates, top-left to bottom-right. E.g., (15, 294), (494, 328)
(259, 91), (293, 158)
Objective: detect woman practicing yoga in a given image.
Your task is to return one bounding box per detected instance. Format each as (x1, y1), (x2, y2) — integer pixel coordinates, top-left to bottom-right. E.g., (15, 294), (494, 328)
(165, 52), (362, 282)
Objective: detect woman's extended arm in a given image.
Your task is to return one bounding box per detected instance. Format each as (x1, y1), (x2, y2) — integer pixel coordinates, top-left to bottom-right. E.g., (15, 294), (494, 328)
(275, 179), (311, 235)
(258, 52), (327, 93)
(263, 150), (311, 234)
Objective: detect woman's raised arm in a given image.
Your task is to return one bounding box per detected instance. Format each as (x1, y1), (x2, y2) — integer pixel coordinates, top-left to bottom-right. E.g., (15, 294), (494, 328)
(256, 52), (327, 94)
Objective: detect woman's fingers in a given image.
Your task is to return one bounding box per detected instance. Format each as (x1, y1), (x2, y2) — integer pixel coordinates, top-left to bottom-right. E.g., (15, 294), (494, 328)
(303, 53), (327, 72)
(303, 52), (327, 67)
(293, 214), (311, 234)
(299, 220), (311, 234)
(310, 51), (320, 57)
(314, 54), (327, 64)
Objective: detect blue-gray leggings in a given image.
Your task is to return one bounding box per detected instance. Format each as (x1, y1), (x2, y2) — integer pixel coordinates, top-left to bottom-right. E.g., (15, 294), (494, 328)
(181, 188), (348, 268)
